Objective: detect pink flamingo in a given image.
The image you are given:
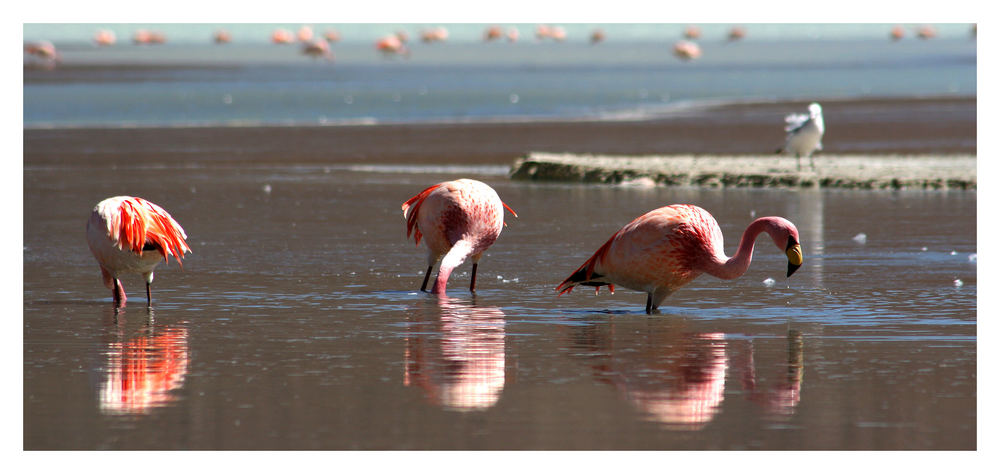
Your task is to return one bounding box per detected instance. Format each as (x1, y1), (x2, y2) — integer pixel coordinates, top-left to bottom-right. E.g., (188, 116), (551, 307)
(402, 179), (517, 296)
(557, 204), (802, 314)
(890, 25), (905, 41)
(94, 29), (116, 46)
(271, 28), (294, 44)
(673, 40), (702, 61)
(376, 34), (408, 56)
(86, 196), (191, 308)
(24, 41), (59, 65)
(213, 29), (232, 44)
(727, 26), (746, 42)
(484, 26), (504, 42)
(590, 29), (606, 44)
(324, 29), (341, 43)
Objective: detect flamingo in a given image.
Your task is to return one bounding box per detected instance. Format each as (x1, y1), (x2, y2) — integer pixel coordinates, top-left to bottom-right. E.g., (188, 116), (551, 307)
(890, 25), (905, 41)
(672, 40), (701, 61)
(776, 102), (825, 170)
(402, 179), (517, 296)
(557, 204), (802, 314)
(590, 29), (606, 44)
(213, 29), (232, 44)
(86, 196), (191, 308)
(94, 29), (116, 46)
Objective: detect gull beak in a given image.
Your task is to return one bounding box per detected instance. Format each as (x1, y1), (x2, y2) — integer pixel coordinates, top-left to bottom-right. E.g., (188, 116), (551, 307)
(786, 241), (803, 277)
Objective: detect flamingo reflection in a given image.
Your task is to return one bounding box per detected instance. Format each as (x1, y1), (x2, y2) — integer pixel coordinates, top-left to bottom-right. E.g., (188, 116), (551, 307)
(569, 320), (727, 430)
(404, 298), (506, 411)
(737, 330), (804, 417)
(98, 321), (190, 415)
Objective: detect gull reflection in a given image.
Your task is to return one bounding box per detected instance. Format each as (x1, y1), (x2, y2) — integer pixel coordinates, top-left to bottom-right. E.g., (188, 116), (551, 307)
(570, 320), (727, 430)
(98, 317), (190, 415)
(737, 330), (804, 418)
(404, 298), (506, 412)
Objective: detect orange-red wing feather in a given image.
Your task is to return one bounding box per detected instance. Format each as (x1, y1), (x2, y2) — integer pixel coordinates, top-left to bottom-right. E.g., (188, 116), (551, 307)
(112, 198), (190, 265)
(556, 227), (621, 295)
(401, 183), (443, 246)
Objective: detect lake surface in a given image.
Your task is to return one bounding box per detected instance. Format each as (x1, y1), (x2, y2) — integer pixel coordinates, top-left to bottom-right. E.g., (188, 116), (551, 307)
(24, 37), (976, 128)
(23, 162), (976, 449)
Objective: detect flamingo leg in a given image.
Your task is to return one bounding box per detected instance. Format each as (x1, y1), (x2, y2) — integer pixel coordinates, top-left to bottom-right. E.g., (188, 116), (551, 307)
(113, 278), (126, 308)
(420, 265), (433, 292)
(470, 263), (478, 293)
(146, 282), (152, 307)
(645, 293), (653, 315)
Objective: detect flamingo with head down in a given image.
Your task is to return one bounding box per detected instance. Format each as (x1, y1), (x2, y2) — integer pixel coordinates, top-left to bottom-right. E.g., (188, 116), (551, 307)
(86, 196), (191, 308)
(557, 204), (802, 314)
(402, 179), (517, 296)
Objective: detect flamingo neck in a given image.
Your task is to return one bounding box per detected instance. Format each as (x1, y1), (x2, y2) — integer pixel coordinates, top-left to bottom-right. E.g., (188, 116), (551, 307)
(707, 218), (778, 280)
(432, 240), (474, 295)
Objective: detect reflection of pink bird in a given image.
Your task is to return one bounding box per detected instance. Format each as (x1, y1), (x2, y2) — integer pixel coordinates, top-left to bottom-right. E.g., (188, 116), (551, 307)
(402, 179), (517, 295)
(302, 38), (332, 60)
(673, 40), (701, 60)
(404, 298), (507, 411)
(99, 326), (189, 415)
(557, 204), (803, 314)
(86, 196), (191, 308)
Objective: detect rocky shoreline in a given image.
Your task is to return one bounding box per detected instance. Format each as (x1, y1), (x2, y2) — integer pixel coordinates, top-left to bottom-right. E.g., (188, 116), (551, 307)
(510, 152), (977, 190)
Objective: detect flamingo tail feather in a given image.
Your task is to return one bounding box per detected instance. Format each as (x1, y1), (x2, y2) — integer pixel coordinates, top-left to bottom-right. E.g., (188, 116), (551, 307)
(401, 183), (443, 246)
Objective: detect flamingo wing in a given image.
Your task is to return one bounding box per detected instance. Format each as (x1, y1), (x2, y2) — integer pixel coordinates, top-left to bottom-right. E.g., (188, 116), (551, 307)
(108, 197), (190, 265)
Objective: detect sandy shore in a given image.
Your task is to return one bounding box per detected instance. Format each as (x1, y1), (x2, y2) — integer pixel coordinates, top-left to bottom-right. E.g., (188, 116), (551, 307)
(510, 152), (976, 189)
(24, 96), (975, 170)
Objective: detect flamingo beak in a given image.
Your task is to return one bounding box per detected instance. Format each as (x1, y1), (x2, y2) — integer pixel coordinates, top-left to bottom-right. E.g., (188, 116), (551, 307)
(786, 242), (803, 277)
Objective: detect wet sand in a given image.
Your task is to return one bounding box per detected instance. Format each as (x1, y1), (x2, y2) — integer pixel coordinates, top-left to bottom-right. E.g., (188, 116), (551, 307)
(24, 96), (976, 169)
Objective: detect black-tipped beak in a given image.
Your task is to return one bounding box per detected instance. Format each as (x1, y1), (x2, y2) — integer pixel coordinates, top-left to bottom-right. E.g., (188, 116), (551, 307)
(785, 240), (803, 277)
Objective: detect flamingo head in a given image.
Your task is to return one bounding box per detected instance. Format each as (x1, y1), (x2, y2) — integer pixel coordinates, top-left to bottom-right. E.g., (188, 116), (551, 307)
(762, 216), (802, 277)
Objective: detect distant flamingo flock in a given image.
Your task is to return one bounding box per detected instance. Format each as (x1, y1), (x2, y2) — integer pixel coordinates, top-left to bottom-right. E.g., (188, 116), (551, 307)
(27, 23), (972, 70)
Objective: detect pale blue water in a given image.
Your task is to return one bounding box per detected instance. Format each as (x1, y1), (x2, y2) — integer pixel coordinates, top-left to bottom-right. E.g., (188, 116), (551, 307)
(23, 24), (976, 128)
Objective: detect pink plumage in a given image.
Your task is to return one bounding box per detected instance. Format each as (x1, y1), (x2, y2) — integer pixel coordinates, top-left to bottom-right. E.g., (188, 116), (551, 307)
(86, 196), (191, 308)
(557, 204), (803, 314)
(402, 179), (517, 296)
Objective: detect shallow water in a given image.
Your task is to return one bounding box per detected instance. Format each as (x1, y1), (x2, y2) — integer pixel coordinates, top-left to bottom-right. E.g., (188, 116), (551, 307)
(23, 162), (975, 449)
(24, 38), (976, 127)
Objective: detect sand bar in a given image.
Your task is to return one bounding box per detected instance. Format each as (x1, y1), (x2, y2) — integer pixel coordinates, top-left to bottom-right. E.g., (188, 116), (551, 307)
(510, 153), (976, 190)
